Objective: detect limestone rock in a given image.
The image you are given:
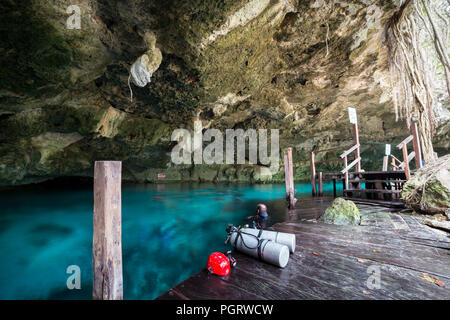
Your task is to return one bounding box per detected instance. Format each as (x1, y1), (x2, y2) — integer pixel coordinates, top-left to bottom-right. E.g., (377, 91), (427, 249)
(321, 198), (360, 226)
(0, 0), (448, 186)
(402, 155), (450, 215)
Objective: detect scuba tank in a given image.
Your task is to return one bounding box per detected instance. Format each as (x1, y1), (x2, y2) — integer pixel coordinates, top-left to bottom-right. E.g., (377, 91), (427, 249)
(225, 225), (290, 268)
(239, 227), (296, 253)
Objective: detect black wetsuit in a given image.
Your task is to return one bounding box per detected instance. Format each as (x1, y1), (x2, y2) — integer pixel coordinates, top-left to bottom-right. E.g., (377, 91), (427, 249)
(252, 211), (269, 229)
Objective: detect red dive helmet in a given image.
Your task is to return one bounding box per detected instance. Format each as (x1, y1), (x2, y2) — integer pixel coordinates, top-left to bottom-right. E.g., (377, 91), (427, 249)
(206, 252), (231, 276)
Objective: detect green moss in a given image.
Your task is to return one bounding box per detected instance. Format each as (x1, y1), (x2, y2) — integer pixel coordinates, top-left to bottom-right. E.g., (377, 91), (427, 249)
(321, 198), (360, 226)
(117, 117), (171, 147)
(0, 1), (73, 97)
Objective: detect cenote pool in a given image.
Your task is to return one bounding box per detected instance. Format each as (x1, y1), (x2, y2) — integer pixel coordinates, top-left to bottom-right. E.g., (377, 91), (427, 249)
(0, 181), (341, 299)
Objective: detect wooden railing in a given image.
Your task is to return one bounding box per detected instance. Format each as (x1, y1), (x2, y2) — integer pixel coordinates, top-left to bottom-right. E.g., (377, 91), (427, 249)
(390, 155), (403, 171)
(381, 123), (422, 179)
(310, 119), (361, 197)
(395, 123), (423, 180)
(309, 145), (357, 197)
(340, 143), (361, 190)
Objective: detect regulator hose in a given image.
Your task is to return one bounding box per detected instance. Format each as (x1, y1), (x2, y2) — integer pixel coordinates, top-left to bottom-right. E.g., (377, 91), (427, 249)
(225, 225), (269, 260)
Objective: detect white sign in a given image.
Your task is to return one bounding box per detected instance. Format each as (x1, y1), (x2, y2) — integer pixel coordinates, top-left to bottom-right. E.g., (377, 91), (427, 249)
(385, 144), (391, 156)
(348, 107), (357, 124)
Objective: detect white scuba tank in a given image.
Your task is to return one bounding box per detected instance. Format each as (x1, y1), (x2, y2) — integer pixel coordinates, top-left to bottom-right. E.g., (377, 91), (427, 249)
(240, 228), (296, 253)
(229, 230), (290, 268)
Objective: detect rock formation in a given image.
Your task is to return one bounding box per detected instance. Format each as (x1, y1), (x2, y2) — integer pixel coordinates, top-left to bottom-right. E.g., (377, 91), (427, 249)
(402, 155), (450, 216)
(0, 0), (448, 186)
(320, 197), (360, 226)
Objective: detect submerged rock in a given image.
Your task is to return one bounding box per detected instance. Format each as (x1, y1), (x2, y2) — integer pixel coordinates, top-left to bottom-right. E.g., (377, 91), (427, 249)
(321, 198), (360, 226)
(402, 155), (450, 216)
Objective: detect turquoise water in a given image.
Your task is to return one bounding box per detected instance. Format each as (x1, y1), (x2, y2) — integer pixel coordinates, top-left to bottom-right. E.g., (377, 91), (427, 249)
(0, 181), (340, 300)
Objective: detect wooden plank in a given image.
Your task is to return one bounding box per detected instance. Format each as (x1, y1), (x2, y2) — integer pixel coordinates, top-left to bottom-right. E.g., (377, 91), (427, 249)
(344, 156), (349, 190)
(396, 135), (414, 149)
(399, 152), (416, 169)
(402, 143), (411, 180)
(340, 143), (360, 159)
(310, 151), (316, 197)
(93, 161), (123, 300)
(382, 156), (388, 171)
(352, 123), (361, 172)
(287, 147), (295, 209)
(315, 145), (353, 154)
(341, 157), (361, 174)
(283, 154), (289, 197)
(344, 189), (402, 194)
(274, 223), (450, 279)
(411, 122), (423, 169)
(165, 270), (264, 300)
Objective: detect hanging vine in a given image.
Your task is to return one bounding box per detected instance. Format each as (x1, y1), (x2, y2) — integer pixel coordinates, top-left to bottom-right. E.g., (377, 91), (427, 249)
(386, 0), (449, 163)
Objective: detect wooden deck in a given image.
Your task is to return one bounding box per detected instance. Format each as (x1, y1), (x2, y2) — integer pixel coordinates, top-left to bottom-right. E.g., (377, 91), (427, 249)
(158, 198), (450, 300)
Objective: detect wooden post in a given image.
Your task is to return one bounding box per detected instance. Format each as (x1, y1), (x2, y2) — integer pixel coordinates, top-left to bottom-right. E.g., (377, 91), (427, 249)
(310, 151), (316, 197)
(93, 161), (123, 300)
(318, 172), (323, 197)
(382, 156), (388, 171)
(411, 122), (422, 169)
(283, 154), (289, 198)
(287, 148), (295, 209)
(352, 123), (361, 172)
(332, 179), (337, 198)
(401, 143), (410, 180)
(344, 156), (349, 190)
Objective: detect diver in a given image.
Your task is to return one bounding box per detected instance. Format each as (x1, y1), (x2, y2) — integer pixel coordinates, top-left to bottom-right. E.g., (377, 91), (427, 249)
(247, 203), (269, 229)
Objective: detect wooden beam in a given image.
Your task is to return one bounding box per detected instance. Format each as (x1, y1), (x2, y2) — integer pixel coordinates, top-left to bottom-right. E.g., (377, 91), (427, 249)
(287, 148), (295, 209)
(314, 145), (353, 154)
(352, 123), (361, 172)
(382, 156), (388, 172)
(399, 152), (416, 170)
(391, 156), (397, 171)
(391, 155), (402, 164)
(401, 144), (410, 180)
(340, 143), (360, 159)
(341, 157), (362, 174)
(410, 123), (422, 169)
(283, 154), (289, 197)
(310, 151), (316, 197)
(343, 156), (349, 190)
(396, 135), (413, 149)
(93, 161), (123, 300)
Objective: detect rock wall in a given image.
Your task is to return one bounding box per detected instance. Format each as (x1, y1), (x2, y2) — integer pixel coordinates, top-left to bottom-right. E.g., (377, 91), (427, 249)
(0, 0), (448, 186)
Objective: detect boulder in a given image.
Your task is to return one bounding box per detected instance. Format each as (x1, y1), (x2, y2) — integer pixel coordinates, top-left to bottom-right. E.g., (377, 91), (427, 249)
(321, 198), (360, 226)
(402, 155), (450, 216)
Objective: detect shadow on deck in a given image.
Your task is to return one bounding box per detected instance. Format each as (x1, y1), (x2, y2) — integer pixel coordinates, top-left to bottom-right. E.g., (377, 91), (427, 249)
(158, 198), (450, 300)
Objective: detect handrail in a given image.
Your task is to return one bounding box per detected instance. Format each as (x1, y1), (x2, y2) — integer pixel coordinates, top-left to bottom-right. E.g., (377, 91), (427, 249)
(314, 145), (354, 154)
(340, 144), (360, 159)
(399, 152), (415, 169)
(391, 155), (402, 164)
(341, 157), (361, 174)
(314, 156), (355, 165)
(396, 135), (413, 149)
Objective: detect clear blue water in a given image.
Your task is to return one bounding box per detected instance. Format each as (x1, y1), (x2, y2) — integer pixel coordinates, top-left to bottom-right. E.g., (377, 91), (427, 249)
(0, 181), (341, 300)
